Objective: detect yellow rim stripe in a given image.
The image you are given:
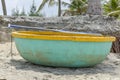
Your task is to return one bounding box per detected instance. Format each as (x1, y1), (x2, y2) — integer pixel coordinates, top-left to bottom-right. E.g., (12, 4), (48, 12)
(12, 31), (116, 42)
(15, 31), (102, 36)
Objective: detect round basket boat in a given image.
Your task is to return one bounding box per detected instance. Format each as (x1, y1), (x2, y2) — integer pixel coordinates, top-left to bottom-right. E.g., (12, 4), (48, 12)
(12, 31), (115, 67)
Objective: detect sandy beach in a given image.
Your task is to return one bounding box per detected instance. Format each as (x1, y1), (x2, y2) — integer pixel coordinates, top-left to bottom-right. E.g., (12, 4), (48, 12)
(0, 42), (120, 80)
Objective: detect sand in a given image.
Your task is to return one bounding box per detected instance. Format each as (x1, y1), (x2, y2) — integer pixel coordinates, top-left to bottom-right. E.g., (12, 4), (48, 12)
(0, 42), (120, 80)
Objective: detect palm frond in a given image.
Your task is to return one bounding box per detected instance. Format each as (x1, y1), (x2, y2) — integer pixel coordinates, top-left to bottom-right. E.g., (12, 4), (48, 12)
(110, 0), (119, 10)
(63, 0), (87, 16)
(48, 0), (55, 6)
(116, 6), (120, 10)
(37, 0), (49, 12)
(62, 1), (70, 7)
(103, 0), (120, 18)
(108, 10), (120, 16)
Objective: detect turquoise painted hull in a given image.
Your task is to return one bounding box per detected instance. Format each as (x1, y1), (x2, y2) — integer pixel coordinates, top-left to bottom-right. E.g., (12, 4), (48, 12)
(14, 38), (112, 67)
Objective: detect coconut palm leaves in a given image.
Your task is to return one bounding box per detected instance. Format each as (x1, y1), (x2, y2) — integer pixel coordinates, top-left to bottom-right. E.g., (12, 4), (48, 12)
(63, 0), (88, 16)
(37, 0), (55, 11)
(37, 0), (61, 16)
(1, 0), (7, 15)
(104, 0), (120, 18)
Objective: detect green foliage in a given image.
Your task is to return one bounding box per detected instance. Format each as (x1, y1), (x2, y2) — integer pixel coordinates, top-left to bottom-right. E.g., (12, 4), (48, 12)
(63, 0), (88, 16)
(37, 0), (62, 16)
(20, 7), (26, 16)
(29, 0), (43, 17)
(11, 7), (27, 16)
(103, 0), (120, 18)
(37, 0), (55, 12)
(11, 8), (20, 16)
(11, 0), (44, 17)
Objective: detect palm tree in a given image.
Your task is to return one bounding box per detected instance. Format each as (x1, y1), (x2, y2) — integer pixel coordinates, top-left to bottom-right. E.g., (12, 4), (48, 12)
(103, 0), (120, 18)
(1, 0), (7, 15)
(37, 0), (62, 16)
(63, 0), (88, 16)
(87, 0), (102, 15)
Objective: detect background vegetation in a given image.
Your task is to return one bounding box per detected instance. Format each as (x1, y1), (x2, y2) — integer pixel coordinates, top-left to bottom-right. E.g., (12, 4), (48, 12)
(1, 0), (120, 18)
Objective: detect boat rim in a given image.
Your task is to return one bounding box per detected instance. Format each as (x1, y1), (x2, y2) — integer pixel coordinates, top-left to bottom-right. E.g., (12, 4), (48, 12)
(12, 31), (116, 42)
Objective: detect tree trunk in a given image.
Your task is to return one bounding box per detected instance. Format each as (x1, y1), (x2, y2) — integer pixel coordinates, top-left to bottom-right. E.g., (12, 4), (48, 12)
(1, 0), (7, 15)
(87, 0), (102, 15)
(87, 0), (120, 53)
(58, 0), (61, 16)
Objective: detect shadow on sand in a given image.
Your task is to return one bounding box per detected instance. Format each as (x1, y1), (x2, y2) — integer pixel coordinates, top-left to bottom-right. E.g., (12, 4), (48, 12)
(9, 58), (118, 76)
